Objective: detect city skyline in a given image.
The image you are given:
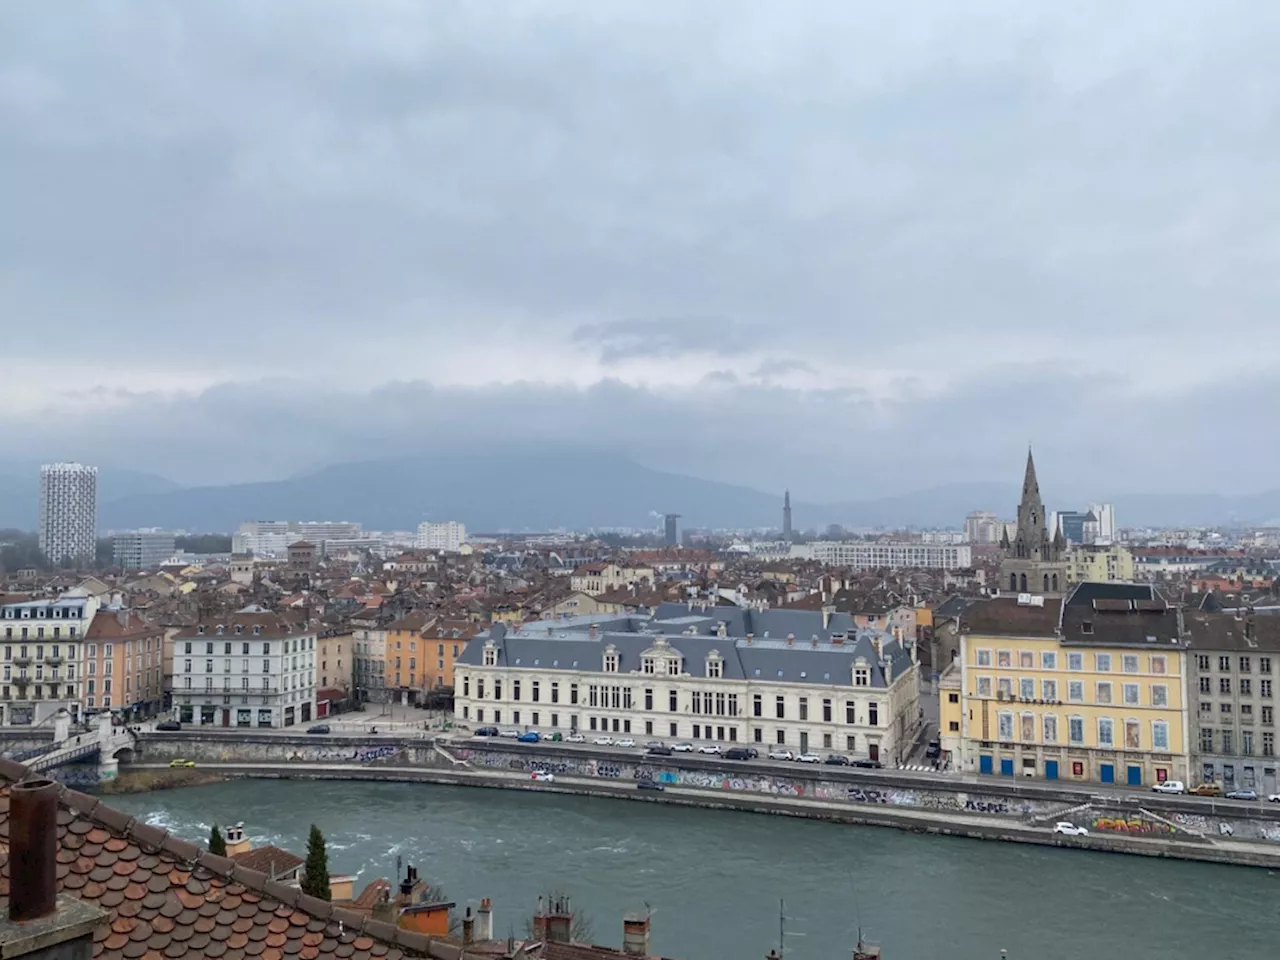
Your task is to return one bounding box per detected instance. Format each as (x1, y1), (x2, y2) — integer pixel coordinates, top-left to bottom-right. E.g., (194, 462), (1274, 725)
(3, 2), (1280, 496)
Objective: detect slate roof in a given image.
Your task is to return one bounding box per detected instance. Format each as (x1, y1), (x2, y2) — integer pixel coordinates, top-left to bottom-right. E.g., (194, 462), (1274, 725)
(1182, 612), (1280, 652)
(1063, 582), (1158, 607)
(0, 759), (468, 960)
(959, 596), (1063, 638)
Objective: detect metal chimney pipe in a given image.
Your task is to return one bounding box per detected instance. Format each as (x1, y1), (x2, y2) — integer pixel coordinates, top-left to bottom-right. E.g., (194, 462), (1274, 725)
(9, 777), (60, 922)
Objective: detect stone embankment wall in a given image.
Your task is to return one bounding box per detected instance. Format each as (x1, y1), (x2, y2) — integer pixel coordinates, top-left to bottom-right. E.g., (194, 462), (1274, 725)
(129, 732), (1280, 850)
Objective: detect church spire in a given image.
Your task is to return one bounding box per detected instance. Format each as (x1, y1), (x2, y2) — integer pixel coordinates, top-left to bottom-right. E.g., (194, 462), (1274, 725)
(1022, 446), (1040, 501)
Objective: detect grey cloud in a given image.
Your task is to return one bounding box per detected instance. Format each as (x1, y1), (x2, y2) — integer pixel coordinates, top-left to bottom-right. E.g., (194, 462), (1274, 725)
(572, 317), (759, 364)
(1, 1), (1279, 491)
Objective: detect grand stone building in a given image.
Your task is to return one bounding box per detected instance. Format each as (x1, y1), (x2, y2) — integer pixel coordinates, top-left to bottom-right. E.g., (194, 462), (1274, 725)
(1000, 450), (1067, 595)
(454, 603), (921, 764)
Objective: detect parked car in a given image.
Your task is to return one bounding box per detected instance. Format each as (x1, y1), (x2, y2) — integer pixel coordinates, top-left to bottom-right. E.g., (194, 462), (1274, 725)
(697, 744), (722, 755)
(1191, 782), (1223, 797)
(473, 726), (500, 737)
(155, 721), (181, 732)
(593, 736), (614, 746)
(168, 759), (195, 768)
(646, 745), (674, 756)
(1269, 793), (1280, 803)
(306, 724), (331, 735)
(724, 747), (753, 760)
(546, 732), (563, 742)
(768, 749), (795, 761)
(797, 753), (821, 764)
(1053, 822), (1089, 837)
(643, 740), (665, 749)
(853, 759), (883, 769)
(824, 755), (850, 766)
(637, 780), (665, 791)
(566, 733), (586, 743)
(615, 737), (636, 748)
(745, 747), (760, 759)
(499, 729), (520, 739)
(925, 740), (942, 759)
(1152, 780), (1186, 794)
(517, 731), (540, 743)
(672, 742), (695, 753)
(531, 771), (555, 782)
(1226, 789), (1258, 801)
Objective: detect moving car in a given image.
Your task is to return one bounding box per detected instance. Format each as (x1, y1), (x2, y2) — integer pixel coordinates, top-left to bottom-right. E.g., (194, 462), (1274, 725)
(1269, 793), (1280, 803)
(546, 732), (564, 742)
(1152, 780), (1186, 794)
(473, 727), (500, 737)
(517, 731), (540, 743)
(566, 733), (586, 743)
(306, 724), (331, 735)
(724, 747), (753, 760)
(637, 780), (665, 791)
(499, 729), (520, 739)
(925, 740), (942, 759)
(853, 759), (883, 769)
(672, 742), (695, 753)
(1191, 782), (1223, 797)
(168, 759), (195, 768)
(824, 755), (850, 766)
(768, 748), (795, 761)
(593, 736), (614, 746)
(1226, 789), (1258, 801)
(697, 744), (722, 755)
(155, 721), (181, 732)
(1053, 822), (1089, 837)
(646, 745), (674, 756)
(531, 771), (555, 782)
(615, 738), (636, 748)
(643, 740), (665, 749)
(797, 753), (821, 764)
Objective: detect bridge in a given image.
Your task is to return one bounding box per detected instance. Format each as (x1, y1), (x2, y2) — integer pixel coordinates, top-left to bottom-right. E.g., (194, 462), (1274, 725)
(9, 717), (138, 777)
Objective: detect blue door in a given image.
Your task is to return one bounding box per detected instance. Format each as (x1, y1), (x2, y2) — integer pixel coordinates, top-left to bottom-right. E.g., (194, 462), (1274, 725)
(1127, 765), (1142, 786)
(1045, 760), (1059, 780)
(1100, 763), (1115, 784)
(979, 755), (993, 775)
(1000, 758), (1014, 777)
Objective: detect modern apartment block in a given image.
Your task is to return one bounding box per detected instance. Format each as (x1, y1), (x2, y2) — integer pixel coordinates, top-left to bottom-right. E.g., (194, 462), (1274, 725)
(807, 541), (972, 571)
(38, 462), (98, 566)
(0, 594), (98, 725)
(112, 530), (176, 570)
(416, 521), (467, 552)
(232, 520), (363, 557)
(1184, 611), (1279, 794)
(169, 605), (317, 728)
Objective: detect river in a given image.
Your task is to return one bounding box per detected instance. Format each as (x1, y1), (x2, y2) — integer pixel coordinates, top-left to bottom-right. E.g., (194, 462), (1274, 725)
(106, 780), (1279, 960)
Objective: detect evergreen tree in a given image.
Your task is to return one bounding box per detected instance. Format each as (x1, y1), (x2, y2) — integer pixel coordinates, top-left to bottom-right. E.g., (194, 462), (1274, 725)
(209, 824), (227, 857)
(301, 825), (331, 900)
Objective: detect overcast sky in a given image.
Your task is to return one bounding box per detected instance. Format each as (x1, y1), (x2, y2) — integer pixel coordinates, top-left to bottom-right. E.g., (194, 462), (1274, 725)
(3, 1), (1278, 499)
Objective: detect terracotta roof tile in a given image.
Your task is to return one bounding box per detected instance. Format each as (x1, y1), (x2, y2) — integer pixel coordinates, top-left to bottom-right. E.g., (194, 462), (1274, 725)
(0, 769), (471, 960)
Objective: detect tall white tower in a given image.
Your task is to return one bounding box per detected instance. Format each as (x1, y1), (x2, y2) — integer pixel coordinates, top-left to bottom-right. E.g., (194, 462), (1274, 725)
(38, 462), (98, 566)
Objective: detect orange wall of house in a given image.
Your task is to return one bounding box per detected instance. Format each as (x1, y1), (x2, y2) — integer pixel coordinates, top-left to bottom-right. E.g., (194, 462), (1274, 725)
(399, 907), (450, 937)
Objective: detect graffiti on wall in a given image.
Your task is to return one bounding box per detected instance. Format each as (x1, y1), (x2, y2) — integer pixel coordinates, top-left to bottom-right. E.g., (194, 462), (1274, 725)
(1091, 816), (1175, 835)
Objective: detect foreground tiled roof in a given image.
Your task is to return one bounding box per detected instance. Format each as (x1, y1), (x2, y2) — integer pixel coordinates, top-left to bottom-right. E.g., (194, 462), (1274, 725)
(0, 759), (468, 960)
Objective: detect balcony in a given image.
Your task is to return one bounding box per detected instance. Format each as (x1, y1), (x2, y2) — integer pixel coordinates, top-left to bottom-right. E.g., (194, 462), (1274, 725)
(45, 655), (63, 666)
(13, 655), (32, 667)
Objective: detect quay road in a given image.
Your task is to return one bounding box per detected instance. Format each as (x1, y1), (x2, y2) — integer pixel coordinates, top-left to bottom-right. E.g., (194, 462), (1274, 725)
(127, 759), (1280, 868)
(140, 721), (1280, 825)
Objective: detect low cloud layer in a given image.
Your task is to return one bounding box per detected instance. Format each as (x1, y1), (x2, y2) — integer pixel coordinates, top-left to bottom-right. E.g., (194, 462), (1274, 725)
(2, 1), (1278, 499)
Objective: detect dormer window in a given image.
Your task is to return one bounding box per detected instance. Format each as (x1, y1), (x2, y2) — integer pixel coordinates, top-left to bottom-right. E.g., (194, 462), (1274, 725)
(215, 626), (224, 635)
(235, 625), (244, 635)
(253, 625), (262, 636)
(603, 645), (619, 673)
(197, 626), (205, 635)
(667, 657), (681, 676)
(483, 644), (498, 667)
(642, 657), (656, 675)
(706, 651), (723, 679)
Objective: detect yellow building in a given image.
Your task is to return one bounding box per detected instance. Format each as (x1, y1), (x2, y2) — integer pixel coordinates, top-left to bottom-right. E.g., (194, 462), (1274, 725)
(958, 583), (1189, 786)
(1066, 545), (1136, 584)
(938, 659), (963, 764)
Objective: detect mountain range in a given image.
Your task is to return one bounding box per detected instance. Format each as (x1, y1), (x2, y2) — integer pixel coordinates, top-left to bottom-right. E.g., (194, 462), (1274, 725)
(3, 452), (1280, 533)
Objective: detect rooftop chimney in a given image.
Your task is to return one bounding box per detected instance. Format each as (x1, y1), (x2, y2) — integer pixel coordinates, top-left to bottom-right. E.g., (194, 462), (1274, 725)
(9, 778), (58, 922)
(622, 913), (651, 957)
(463, 908), (475, 945)
(746, 633), (753, 645)
(589, 623), (599, 640)
(546, 897), (572, 944)
(475, 898), (494, 941)
(822, 607), (833, 630)
(1, 777), (109, 960)
(786, 633), (794, 646)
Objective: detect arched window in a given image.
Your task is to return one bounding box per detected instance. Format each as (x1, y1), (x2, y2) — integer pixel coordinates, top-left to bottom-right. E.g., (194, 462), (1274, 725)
(1010, 573), (1018, 591)
(1019, 573), (1028, 592)
(1043, 574), (1050, 592)
(1052, 573), (1059, 592)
